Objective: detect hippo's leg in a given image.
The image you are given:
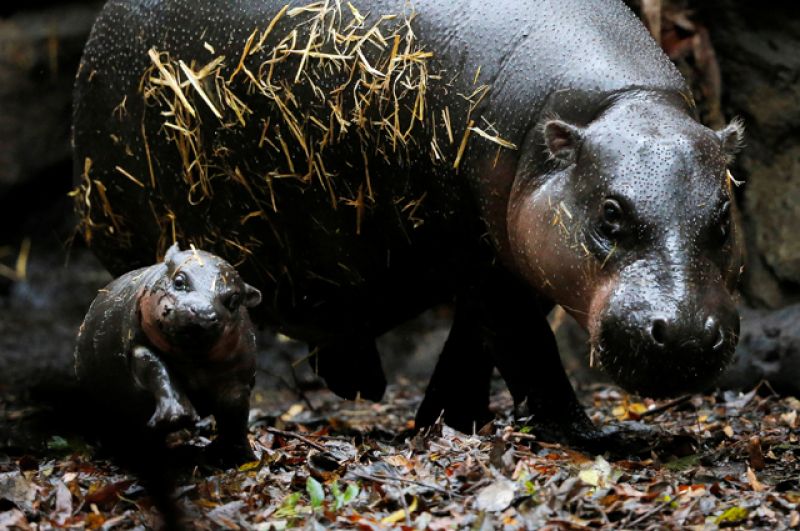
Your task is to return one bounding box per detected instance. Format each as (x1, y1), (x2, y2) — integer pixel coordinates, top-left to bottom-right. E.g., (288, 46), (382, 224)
(130, 346), (198, 429)
(417, 268), (606, 446)
(476, 271), (605, 447)
(206, 381), (256, 466)
(415, 293), (494, 433)
(312, 338), (387, 402)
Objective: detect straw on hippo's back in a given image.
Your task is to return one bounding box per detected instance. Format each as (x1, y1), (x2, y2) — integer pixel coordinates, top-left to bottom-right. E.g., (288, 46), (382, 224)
(74, 0), (744, 447)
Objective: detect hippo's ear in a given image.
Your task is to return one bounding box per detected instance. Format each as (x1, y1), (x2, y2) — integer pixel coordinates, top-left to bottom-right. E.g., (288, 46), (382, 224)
(164, 242), (181, 265)
(243, 283), (262, 308)
(543, 119), (585, 165)
(717, 117), (745, 163)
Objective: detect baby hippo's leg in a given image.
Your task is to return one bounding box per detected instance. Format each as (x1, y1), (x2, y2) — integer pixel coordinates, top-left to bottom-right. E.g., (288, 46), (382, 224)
(207, 381), (256, 466)
(130, 346), (198, 429)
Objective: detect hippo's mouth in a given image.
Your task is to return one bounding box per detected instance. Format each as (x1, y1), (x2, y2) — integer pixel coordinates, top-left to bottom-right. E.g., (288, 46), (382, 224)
(592, 338), (734, 398)
(169, 323), (225, 351)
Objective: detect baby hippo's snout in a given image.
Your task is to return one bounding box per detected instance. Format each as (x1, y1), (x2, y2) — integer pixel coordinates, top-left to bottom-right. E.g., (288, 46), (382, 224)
(171, 299), (225, 347)
(596, 281), (740, 398)
(189, 303), (221, 329)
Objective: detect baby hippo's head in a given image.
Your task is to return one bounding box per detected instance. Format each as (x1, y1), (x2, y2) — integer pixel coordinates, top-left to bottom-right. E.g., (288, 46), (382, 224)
(142, 243), (262, 352)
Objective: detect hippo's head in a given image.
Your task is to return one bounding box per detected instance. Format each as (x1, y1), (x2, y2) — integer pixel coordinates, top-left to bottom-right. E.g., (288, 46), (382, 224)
(140, 243), (262, 353)
(507, 95), (745, 397)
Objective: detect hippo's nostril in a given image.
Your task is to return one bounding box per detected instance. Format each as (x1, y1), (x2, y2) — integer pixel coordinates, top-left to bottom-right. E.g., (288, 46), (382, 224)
(190, 306), (219, 326)
(705, 316), (724, 351)
(650, 319), (667, 346)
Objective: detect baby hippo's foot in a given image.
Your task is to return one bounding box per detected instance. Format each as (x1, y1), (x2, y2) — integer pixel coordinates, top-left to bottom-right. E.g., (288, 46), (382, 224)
(205, 435), (256, 468)
(147, 397), (198, 429)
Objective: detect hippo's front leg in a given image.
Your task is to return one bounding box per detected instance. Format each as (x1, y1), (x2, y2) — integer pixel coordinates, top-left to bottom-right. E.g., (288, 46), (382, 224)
(418, 267), (607, 447)
(206, 378), (256, 466)
(130, 346), (198, 429)
(477, 270), (606, 447)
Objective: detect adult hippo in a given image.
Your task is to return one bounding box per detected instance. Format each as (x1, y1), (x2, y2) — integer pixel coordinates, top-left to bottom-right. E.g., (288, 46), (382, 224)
(73, 0), (744, 445)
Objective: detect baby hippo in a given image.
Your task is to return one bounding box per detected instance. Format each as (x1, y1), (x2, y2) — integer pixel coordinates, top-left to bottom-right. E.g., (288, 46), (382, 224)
(75, 243), (262, 464)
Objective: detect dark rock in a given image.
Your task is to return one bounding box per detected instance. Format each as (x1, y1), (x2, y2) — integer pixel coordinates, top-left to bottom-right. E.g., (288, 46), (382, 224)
(716, 304), (800, 396)
(700, 1), (800, 307)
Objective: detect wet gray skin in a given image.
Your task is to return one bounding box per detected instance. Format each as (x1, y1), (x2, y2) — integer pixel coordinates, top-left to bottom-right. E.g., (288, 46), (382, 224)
(507, 93), (744, 397)
(74, 243), (262, 464)
(74, 0), (744, 442)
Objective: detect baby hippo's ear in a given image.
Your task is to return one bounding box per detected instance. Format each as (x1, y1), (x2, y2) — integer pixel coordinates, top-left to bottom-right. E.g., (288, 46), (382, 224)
(243, 283), (262, 308)
(543, 119), (585, 165)
(717, 117), (745, 164)
(164, 242), (181, 265)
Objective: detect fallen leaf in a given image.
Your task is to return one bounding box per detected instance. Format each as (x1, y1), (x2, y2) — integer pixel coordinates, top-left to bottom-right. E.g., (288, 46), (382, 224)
(579, 469), (600, 487)
(280, 403), (304, 421)
(85, 480), (134, 508)
(0, 472), (39, 513)
(748, 436), (765, 471)
(716, 506), (748, 525)
(746, 467), (765, 492)
(208, 500), (245, 528)
(0, 509), (30, 530)
(781, 410), (797, 429)
(306, 477), (324, 508)
(381, 496), (418, 524)
(475, 478), (516, 512)
(53, 481), (72, 524)
(578, 456), (614, 487)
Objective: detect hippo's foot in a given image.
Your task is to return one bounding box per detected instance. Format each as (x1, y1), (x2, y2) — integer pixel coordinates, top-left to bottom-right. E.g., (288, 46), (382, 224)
(416, 390), (493, 434)
(147, 397), (198, 430)
(313, 337), (386, 402)
(521, 411), (694, 458)
(522, 418), (644, 456)
(205, 435), (256, 468)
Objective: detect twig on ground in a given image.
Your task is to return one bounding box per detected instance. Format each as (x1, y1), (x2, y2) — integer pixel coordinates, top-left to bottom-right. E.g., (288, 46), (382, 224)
(640, 395), (692, 418)
(351, 472), (462, 497)
(265, 427), (326, 451)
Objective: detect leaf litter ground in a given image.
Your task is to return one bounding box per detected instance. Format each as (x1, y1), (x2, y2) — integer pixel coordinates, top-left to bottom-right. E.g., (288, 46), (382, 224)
(2, 373), (800, 529)
(1, 245), (798, 529)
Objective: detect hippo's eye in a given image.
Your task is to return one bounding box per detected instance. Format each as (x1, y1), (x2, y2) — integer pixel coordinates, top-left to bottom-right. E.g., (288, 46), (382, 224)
(600, 198), (624, 235)
(173, 273), (189, 291)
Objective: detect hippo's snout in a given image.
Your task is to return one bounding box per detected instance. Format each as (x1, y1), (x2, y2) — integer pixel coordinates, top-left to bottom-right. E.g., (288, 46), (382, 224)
(646, 311), (734, 356)
(594, 275), (740, 398)
(165, 302), (227, 349)
(190, 305), (221, 328)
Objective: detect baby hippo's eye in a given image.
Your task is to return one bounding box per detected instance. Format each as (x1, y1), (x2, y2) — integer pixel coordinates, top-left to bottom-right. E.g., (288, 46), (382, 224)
(173, 272), (189, 291)
(600, 197), (624, 236)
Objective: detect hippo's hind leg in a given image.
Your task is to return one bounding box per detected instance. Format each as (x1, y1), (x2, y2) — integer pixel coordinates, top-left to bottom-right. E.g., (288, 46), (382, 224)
(130, 346), (198, 429)
(312, 337), (387, 402)
(415, 292), (494, 433)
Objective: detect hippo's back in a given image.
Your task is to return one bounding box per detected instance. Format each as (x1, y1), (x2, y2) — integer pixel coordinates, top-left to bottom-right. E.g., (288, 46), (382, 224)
(73, 0), (688, 337)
